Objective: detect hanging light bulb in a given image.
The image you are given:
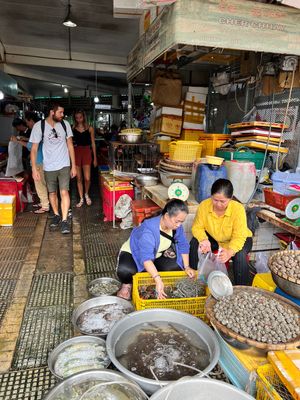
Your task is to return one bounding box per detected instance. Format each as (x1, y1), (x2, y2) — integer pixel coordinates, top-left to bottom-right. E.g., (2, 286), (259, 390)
(94, 67), (99, 104)
(63, 0), (77, 27)
(64, 87), (69, 93)
(0, 91), (4, 100)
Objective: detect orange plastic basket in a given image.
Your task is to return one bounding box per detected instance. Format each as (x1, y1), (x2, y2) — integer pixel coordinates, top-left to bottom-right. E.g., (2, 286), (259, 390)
(132, 271), (208, 321)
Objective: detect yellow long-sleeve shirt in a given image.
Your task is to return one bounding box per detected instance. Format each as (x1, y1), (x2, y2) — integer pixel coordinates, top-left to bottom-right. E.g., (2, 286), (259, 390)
(192, 198), (252, 253)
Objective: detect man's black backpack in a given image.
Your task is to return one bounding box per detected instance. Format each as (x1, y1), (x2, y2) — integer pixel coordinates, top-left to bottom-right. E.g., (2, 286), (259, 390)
(40, 119), (68, 142)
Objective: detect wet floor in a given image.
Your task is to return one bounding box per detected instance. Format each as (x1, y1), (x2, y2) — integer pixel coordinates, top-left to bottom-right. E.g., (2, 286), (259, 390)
(0, 178), (228, 399)
(0, 179), (130, 399)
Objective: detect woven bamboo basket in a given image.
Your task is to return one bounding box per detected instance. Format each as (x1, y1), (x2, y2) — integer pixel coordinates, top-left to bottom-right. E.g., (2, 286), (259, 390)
(268, 250), (300, 285)
(205, 286), (300, 351)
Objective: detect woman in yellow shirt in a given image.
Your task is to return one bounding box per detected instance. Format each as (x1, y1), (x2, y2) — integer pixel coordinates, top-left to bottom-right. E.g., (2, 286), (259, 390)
(190, 179), (252, 285)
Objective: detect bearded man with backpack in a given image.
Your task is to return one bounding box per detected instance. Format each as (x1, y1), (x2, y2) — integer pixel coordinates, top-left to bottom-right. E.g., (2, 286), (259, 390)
(30, 103), (77, 234)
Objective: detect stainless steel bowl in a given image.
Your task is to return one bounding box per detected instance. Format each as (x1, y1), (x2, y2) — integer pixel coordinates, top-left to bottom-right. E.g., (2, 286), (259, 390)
(150, 377), (254, 400)
(72, 296), (134, 337)
(119, 133), (142, 144)
(106, 309), (220, 394)
(44, 369), (147, 400)
(271, 272), (300, 299)
(87, 277), (121, 297)
(48, 335), (110, 380)
(136, 175), (159, 187)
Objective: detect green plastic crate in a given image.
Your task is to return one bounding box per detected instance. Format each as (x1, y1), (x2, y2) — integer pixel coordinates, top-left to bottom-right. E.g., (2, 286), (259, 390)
(216, 147), (265, 170)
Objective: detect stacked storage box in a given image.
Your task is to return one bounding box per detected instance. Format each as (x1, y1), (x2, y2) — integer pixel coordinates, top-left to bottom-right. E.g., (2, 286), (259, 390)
(181, 86), (208, 140)
(100, 173), (134, 222)
(132, 199), (161, 226)
(198, 133), (231, 156)
(154, 106), (183, 138)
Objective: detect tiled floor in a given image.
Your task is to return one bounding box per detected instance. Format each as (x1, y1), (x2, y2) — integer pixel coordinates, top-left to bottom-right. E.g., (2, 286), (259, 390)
(0, 179), (237, 399)
(0, 181), (130, 399)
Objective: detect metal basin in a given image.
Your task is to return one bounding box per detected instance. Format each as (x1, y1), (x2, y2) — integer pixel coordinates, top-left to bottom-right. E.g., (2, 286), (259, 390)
(136, 175), (159, 187)
(150, 377), (254, 400)
(72, 296), (134, 337)
(48, 335), (110, 380)
(87, 277), (121, 297)
(106, 309), (220, 394)
(44, 369), (148, 400)
(271, 272), (300, 299)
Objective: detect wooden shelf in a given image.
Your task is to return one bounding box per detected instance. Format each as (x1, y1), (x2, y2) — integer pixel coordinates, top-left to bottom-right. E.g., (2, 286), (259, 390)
(142, 184), (199, 214)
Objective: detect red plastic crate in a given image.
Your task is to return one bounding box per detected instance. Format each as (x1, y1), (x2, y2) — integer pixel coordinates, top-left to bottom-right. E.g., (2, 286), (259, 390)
(264, 188), (298, 211)
(0, 179), (25, 212)
(132, 199), (161, 226)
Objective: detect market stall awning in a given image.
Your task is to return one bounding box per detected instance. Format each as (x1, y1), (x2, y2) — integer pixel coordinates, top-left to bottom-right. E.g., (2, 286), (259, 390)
(127, 0), (300, 81)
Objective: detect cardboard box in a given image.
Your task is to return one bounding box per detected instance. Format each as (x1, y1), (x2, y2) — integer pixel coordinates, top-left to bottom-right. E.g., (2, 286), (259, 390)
(155, 115), (182, 137)
(262, 75), (282, 96)
(279, 68), (300, 89)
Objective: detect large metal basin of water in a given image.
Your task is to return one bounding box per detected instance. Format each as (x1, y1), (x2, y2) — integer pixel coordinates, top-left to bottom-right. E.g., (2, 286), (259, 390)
(44, 370), (148, 400)
(106, 309), (220, 394)
(150, 377), (254, 399)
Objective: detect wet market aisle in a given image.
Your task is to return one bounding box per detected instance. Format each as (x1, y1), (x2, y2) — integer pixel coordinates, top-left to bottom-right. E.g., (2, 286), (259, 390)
(0, 182), (130, 400)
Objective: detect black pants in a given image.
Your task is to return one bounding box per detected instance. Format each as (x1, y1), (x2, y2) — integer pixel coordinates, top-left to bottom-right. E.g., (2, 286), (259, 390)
(116, 251), (183, 284)
(189, 234), (253, 286)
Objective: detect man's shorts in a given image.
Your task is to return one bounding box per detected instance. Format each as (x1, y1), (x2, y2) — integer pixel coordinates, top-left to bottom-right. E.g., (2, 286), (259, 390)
(44, 166), (70, 192)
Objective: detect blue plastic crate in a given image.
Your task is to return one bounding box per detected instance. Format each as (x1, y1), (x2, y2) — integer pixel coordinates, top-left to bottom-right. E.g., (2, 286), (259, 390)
(214, 329), (258, 397)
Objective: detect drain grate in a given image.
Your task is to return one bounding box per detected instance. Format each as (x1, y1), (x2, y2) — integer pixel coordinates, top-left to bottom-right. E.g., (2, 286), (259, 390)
(86, 270), (118, 282)
(0, 262), (23, 279)
(14, 215), (38, 228)
(0, 227), (33, 238)
(0, 280), (17, 300)
(12, 305), (73, 369)
(0, 366), (56, 400)
(0, 237), (32, 248)
(0, 247), (28, 262)
(27, 273), (73, 307)
(83, 242), (120, 257)
(0, 302), (8, 326)
(85, 256), (117, 275)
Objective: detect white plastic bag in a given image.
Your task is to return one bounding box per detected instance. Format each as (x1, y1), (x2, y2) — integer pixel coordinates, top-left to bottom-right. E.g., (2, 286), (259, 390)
(197, 251), (228, 285)
(255, 252), (269, 273)
(115, 194), (133, 229)
(114, 194), (132, 219)
(5, 142), (23, 177)
(290, 241), (299, 250)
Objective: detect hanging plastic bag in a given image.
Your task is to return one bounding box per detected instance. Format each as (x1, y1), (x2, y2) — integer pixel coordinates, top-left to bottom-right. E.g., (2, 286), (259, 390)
(197, 251), (227, 285)
(255, 252), (269, 273)
(290, 241), (299, 250)
(5, 142), (24, 177)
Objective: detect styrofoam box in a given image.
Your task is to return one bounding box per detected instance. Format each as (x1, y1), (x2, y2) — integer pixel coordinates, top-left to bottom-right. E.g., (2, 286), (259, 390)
(185, 92), (207, 103)
(186, 86), (209, 95)
(183, 121), (204, 130)
(156, 106), (183, 117)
